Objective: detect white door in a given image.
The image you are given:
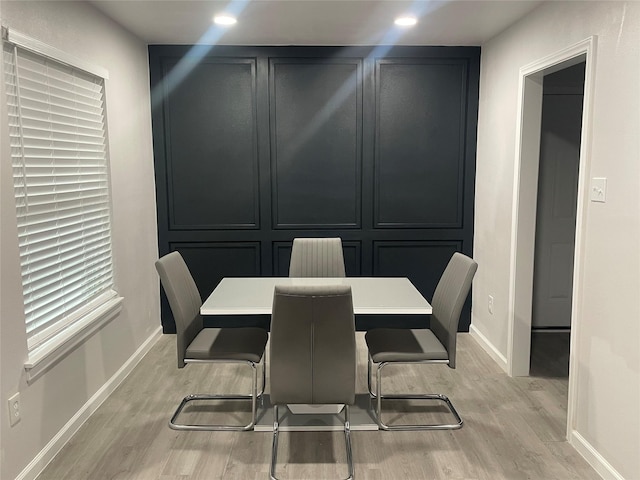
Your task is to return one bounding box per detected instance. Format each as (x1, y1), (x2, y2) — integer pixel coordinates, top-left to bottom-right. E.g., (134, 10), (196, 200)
(532, 89), (583, 328)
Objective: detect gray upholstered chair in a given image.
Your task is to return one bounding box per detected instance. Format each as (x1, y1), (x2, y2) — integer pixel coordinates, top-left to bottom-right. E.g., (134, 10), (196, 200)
(269, 285), (356, 480)
(155, 251), (268, 431)
(365, 252), (478, 431)
(289, 237), (346, 277)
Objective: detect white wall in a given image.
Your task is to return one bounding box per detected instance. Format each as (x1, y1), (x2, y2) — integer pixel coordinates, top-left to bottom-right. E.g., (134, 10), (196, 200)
(0, 2), (160, 479)
(473, 1), (639, 479)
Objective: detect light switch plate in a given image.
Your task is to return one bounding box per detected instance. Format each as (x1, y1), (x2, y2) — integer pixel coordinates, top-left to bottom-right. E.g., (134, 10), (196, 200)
(590, 177), (607, 203)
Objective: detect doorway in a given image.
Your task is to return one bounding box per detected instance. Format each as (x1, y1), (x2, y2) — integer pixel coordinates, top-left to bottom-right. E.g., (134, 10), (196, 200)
(533, 63), (585, 331)
(530, 63), (585, 374)
(506, 37), (596, 436)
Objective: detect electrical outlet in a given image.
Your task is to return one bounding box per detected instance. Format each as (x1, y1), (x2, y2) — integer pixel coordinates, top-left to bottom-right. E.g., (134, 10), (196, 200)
(488, 295), (494, 315)
(8, 392), (21, 427)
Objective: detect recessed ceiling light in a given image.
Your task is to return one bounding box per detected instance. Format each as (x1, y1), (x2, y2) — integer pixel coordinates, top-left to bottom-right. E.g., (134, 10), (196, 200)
(213, 14), (237, 26)
(394, 16), (417, 27)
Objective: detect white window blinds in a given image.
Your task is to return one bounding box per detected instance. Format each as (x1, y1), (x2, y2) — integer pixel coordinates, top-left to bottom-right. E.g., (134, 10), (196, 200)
(3, 35), (117, 352)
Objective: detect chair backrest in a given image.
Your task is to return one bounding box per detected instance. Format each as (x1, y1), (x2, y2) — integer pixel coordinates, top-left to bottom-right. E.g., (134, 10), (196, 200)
(155, 251), (203, 368)
(430, 252), (478, 369)
(270, 285), (355, 406)
(289, 237), (346, 277)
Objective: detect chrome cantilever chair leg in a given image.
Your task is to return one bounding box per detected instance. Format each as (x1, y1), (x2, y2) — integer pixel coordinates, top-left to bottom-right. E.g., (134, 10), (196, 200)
(367, 354), (463, 431)
(269, 405), (280, 480)
(344, 405), (354, 480)
(270, 405), (354, 480)
(169, 357), (266, 431)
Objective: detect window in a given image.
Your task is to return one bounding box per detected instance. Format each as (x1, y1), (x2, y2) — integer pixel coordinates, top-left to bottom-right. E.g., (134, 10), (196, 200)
(2, 28), (122, 374)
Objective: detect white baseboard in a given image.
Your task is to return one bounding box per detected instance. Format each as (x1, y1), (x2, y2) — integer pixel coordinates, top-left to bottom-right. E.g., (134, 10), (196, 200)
(15, 326), (163, 480)
(468, 323), (509, 373)
(570, 430), (625, 480)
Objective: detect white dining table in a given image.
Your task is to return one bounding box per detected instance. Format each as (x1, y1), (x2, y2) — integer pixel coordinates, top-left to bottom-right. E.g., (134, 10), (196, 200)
(200, 276), (432, 431)
(201, 276), (432, 316)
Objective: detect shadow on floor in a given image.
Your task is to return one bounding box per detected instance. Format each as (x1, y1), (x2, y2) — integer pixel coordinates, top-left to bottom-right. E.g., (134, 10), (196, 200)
(529, 331), (570, 378)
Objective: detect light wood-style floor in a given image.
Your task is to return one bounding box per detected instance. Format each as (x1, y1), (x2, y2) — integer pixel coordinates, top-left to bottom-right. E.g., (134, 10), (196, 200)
(36, 331), (599, 480)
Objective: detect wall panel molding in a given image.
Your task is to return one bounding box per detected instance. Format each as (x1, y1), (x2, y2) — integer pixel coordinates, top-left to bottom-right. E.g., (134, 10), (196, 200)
(169, 241), (261, 292)
(161, 57), (260, 230)
(374, 59), (468, 228)
(270, 58), (363, 229)
(373, 240), (472, 329)
(149, 45), (480, 332)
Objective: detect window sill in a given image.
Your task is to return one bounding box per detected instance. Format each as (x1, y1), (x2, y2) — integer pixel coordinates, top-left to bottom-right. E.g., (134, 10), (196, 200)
(24, 295), (124, 383)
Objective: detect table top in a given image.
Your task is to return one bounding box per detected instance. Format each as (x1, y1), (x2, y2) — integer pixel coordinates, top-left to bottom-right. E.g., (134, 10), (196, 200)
(200, 277), (432, 316)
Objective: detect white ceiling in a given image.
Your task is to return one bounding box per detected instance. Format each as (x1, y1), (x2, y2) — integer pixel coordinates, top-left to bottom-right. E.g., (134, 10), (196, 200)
(89, 0), (544, 46)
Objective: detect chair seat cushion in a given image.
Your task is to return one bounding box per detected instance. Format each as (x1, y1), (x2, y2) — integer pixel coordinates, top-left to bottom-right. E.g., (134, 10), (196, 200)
(186, 327), (268, 363)
(365, 328), (449, 363)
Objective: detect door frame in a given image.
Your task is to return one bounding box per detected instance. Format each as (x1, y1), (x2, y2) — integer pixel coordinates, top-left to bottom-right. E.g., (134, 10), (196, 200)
(506, 37), (597, 437)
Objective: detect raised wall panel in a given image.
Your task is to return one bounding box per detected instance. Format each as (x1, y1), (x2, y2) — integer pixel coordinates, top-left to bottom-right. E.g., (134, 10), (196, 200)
(374, 241), (461, 294)
(157, 242), (261, 332)
(162, 58), (259, 229)
(270, 59), (362, 228)
(170, 242), (261, 300)
(375, 59), (467, 228)
(373, 240), (474, 328)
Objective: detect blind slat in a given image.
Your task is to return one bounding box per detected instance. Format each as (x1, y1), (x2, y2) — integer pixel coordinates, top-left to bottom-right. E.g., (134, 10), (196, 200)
(21, 130), (106, 145)
(16, 51), (103, 88)
(21, 116), (105, 136)
(24, 256), (113, 306)
(18, 80), (103, 111)
(19, 134), (105, 148)
(20, 233), (110, 268)
(25, 286), (114, 339)
(25, 274), (113, 332)
(19, 110), (104, 131)
(14, 189), (109, 207)
(20, 224), (108, 256)
(17, 71), (103, 100)
(24, 262), (112, 310)
(18, 99), (104, 123)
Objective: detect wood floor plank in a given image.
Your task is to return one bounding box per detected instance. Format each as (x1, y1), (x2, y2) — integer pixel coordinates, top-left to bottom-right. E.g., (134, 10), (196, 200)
(35, 332), (600, 480)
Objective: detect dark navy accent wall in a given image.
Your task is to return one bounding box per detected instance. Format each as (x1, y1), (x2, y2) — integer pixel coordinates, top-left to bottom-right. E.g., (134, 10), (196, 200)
(149, 46), (480, 333)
